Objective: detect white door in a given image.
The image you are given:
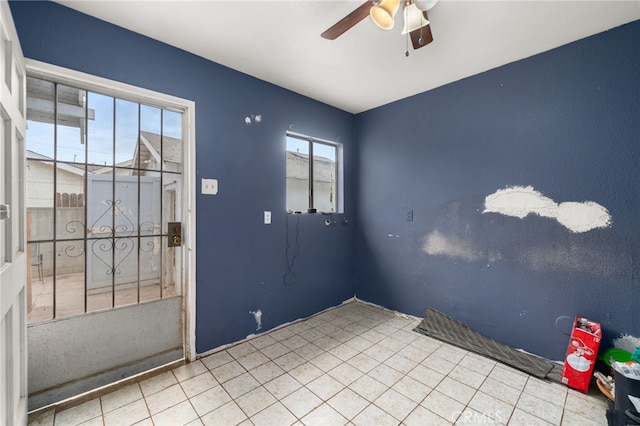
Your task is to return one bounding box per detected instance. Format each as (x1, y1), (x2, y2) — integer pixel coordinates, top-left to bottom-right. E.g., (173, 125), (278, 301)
(0, 0), (27, 425)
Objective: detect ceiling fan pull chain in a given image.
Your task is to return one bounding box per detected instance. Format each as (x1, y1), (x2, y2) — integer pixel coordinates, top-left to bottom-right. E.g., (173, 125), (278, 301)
(405, 3), (410, 56)
(405, 33), (409, 56)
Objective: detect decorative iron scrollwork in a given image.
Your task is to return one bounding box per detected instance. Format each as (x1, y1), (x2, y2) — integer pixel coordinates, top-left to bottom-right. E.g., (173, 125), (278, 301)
(64, 243), (84, 258)
(91, 237), (136, 276)
(77, 198), (160, 276)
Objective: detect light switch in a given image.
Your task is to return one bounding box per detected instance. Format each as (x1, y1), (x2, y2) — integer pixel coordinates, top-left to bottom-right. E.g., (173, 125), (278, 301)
(264, 211), (271, 224)
(202, 178), (218, 195)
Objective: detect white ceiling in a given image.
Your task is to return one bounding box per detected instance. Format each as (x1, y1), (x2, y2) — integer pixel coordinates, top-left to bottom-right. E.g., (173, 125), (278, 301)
(56, 0), (640, 114)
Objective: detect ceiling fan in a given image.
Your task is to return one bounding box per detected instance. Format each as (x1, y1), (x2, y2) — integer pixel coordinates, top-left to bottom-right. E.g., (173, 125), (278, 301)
(321, 0), (439, 51)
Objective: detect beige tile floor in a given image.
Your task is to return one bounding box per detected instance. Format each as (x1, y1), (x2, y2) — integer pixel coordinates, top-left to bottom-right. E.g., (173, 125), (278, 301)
(27, 301), (608, 426)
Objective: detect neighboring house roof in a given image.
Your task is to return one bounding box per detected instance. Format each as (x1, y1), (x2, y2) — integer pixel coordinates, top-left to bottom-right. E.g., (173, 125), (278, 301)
(286, 151), (333, 165)
(26, 150), (133, 175)
(139, 131), (181, 164)
(90, 158), (134, 175)
(27, 130), (179, 180)
(26, 150), (85, 176)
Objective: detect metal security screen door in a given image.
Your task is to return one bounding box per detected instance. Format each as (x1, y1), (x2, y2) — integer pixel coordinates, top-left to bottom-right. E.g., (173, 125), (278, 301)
(24, 63), (194, 410)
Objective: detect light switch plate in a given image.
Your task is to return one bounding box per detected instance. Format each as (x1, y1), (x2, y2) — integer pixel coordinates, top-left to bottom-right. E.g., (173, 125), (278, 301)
(202, 178), (218, 195)
(264, 211), (271, 224)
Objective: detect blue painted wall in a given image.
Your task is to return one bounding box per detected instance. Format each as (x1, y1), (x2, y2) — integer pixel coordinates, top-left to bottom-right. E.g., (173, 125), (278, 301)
(10, 1), (356, 353)
(354, 21), (640, 361)
(11, 1), (640, 362)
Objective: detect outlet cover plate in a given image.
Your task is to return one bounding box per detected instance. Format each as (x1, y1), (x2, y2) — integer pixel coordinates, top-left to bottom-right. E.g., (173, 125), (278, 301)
(202, 178), (218, 195)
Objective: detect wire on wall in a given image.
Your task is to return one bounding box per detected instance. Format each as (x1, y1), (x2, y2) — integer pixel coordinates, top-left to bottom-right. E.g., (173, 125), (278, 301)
(283, 213), (300, 286)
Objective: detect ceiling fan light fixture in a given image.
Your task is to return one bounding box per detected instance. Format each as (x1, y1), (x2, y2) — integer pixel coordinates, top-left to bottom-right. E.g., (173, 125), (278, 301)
(402, 3), (429, 34)
(370, 0), (401, 30)
(414, 0), (438, 11)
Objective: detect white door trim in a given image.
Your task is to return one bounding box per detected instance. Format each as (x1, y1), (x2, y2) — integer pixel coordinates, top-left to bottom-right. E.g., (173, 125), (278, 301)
(25, 59), (197, 361)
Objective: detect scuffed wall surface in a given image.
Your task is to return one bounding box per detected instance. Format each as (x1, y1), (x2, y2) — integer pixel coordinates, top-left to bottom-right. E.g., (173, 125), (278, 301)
(354, 21), (640, 361)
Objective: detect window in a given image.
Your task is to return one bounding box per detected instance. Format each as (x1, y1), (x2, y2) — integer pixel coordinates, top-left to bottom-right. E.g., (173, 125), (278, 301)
(286, 132), (342, 214)
(25, 73), (185, 323)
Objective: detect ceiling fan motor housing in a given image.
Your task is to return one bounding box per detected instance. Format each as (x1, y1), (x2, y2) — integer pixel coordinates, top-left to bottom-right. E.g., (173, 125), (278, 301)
(414, 0), (438, 12)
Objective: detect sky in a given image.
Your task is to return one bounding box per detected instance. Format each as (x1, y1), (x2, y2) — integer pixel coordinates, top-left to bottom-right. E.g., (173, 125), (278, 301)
(26, 86), (182, 167)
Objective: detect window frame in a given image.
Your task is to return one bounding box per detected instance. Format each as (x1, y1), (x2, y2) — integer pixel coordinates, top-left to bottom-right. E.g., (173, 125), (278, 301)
(285, 130), (343, 214)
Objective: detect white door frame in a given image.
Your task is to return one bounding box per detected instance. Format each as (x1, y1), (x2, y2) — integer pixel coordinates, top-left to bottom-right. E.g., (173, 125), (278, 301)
(25, 59), (197, 362)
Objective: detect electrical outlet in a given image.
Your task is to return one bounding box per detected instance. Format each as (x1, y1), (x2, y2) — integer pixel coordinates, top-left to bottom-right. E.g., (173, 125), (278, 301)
(264, 211), (271, 224)
(202, 178), (218, 195)
(407, 210), (413, 222)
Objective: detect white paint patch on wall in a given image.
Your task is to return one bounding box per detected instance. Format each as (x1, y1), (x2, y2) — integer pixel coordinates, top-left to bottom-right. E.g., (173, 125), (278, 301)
(422, 230), (482, 261)
(483, 186), (611, 233)
(249, 310), (262, 331)
(555, 201), (611, 234)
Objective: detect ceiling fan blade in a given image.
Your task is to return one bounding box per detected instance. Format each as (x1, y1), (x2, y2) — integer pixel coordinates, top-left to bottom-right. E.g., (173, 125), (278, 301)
(321, 1), (372, 40)
(410, 11), (433, 49)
